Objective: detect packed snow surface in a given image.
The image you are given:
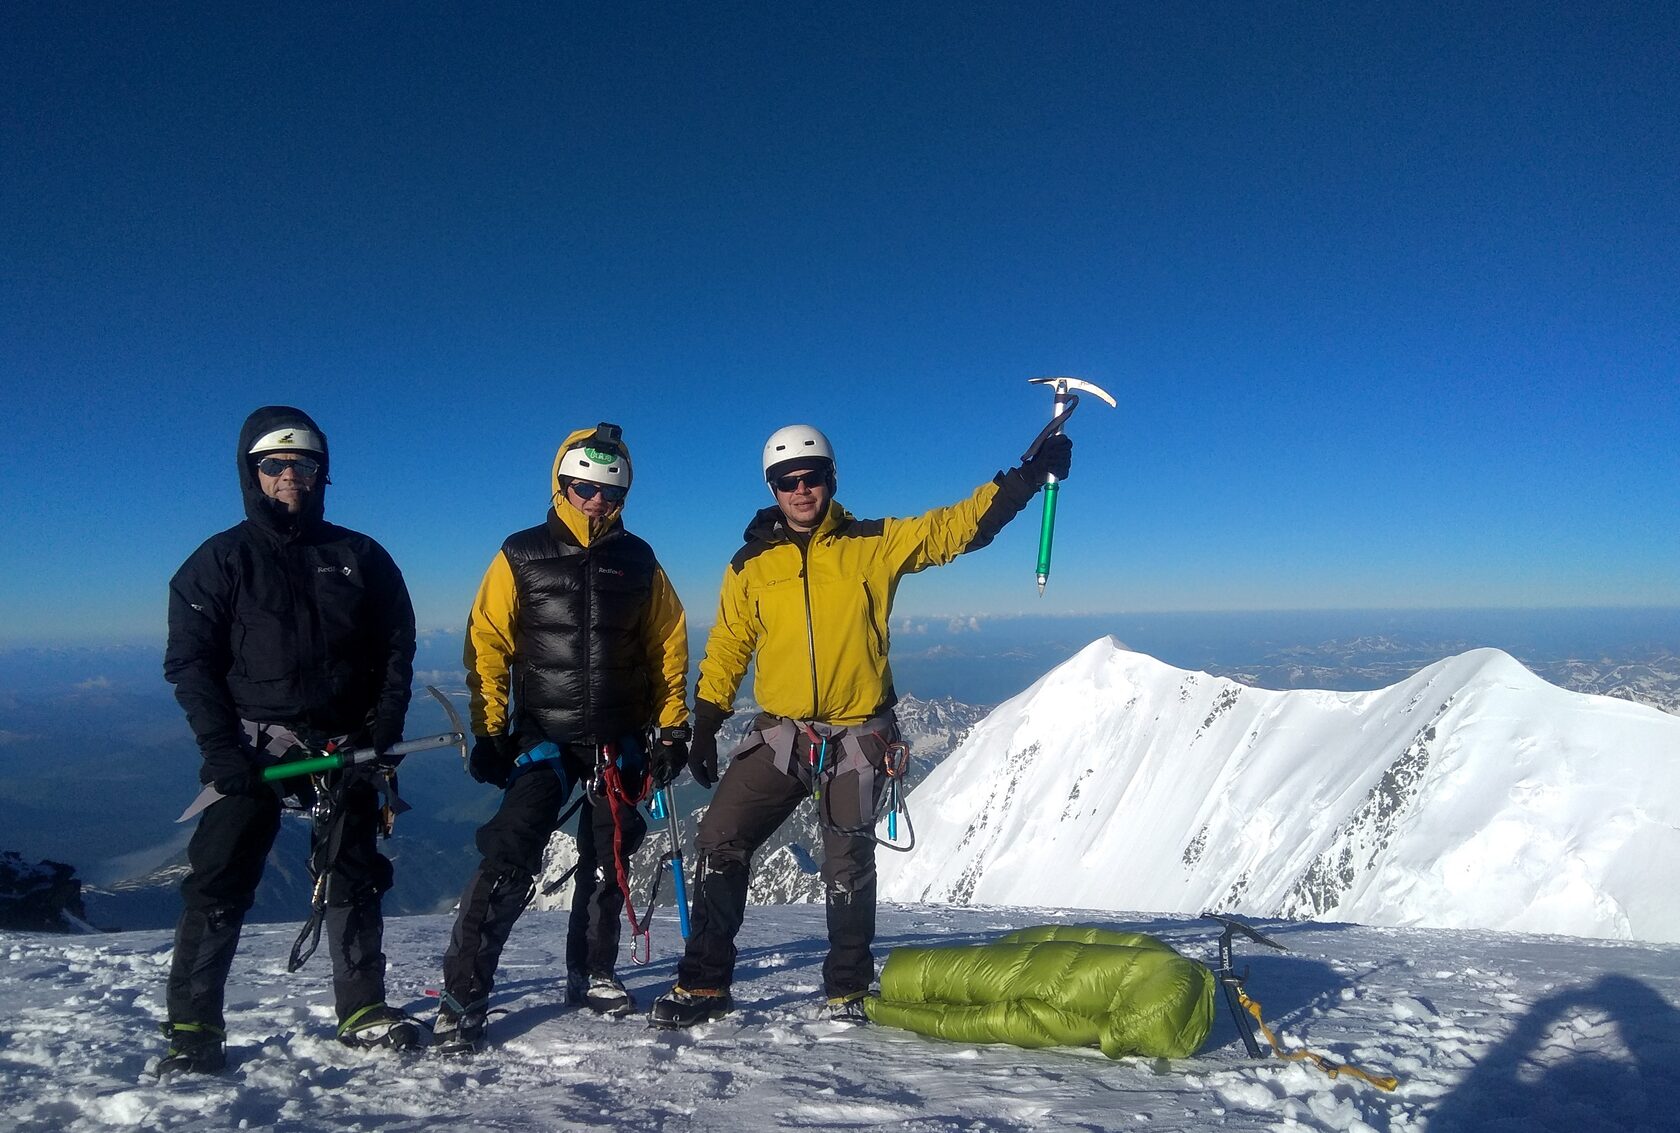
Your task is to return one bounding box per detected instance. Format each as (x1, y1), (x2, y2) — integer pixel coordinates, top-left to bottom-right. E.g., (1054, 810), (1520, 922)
(2, 905), (1679, 1131)
(882, 641), (1680, 942)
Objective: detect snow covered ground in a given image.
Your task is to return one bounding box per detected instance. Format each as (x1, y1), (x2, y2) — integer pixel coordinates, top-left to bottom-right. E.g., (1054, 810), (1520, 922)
(3, 903), (1678, 1132)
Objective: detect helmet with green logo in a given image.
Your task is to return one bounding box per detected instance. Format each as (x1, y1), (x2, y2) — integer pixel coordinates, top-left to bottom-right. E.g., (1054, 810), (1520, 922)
(557, 422), (631, 490)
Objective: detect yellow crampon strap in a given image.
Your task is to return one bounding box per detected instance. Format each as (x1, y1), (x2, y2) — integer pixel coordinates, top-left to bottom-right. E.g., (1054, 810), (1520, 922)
(1238, 989), (1400, 1092)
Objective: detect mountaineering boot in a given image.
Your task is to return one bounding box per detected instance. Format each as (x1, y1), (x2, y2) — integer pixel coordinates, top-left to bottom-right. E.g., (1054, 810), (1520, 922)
(582, 974), (637, 1018)
(647, 986), (732, 1029)
(157, 1021), (227, 1076)
(336, 1003), (421, 1051)
(432, 996), (487, 1054)
(826, 991), (870, 1025)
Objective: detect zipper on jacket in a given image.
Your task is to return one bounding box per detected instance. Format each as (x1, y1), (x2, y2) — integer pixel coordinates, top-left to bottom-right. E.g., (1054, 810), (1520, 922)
(283, 536), (319, 727)
(861, 581), (884, 658)
(799, 538), (820, 719)
(581, 541), (593, 733)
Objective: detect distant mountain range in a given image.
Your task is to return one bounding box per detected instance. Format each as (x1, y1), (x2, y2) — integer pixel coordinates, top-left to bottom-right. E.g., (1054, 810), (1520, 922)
(1210, 635), (1680, 715)
(3, 618), (1676, 935)
(881, 639), (1680, 943)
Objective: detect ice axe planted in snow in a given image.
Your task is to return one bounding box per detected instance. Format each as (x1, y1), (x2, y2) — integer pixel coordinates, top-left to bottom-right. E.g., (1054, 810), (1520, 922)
(1204, 912), (1286, 1059)
(1025, 375), (1116, 595)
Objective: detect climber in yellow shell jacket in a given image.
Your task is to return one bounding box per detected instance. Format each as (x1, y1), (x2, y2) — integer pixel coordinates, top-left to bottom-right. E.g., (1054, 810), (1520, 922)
(649, 423), (1071, 1029)
(437, 424), (688, 1046)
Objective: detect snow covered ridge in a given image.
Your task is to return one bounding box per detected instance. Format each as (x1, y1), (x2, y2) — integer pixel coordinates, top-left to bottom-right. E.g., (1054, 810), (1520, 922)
(882, 639), (1680, 944)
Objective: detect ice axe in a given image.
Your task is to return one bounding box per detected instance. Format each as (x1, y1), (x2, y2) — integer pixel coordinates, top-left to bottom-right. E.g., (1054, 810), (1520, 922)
(176, 685), (468, 822)
(1204, 913), (1286, 1059)
(1025, 375), (1116, 595)
(646, 786), (692, 939)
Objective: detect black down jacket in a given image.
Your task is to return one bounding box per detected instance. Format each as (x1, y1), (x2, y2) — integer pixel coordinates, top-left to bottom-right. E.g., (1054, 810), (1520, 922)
(164, 406), (415, 780)
(498, 513), (663, 745)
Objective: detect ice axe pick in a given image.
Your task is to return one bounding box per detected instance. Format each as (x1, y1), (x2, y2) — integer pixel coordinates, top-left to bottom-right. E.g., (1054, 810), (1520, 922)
(1025, 375), (1116, 595)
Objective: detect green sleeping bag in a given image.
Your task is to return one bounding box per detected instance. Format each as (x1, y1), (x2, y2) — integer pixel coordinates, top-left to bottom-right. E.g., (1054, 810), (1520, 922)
(865, 925), (1216, 1059)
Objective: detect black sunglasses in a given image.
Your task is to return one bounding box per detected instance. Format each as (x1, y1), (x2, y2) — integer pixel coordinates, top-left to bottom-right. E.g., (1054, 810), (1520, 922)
(568, 481), (627, 503)
(255, 455), (321, 478)
(772, 471), (829, 493)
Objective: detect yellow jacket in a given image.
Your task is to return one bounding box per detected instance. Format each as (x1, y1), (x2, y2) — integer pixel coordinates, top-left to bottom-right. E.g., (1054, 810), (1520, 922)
(697, 472), (1037, 726)
(465, 429), (687, 740)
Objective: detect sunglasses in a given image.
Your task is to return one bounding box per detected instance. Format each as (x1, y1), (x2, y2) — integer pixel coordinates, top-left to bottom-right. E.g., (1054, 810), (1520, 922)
(568, 481), (627, 503)
(255, 456), (321, 478)
(772, 471), (829, 494)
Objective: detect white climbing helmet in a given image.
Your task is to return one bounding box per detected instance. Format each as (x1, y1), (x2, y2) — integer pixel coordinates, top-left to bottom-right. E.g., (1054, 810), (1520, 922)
(247, 426), (325, 455)
(557, 423), (632, 489)
(762, 424), (835, 482)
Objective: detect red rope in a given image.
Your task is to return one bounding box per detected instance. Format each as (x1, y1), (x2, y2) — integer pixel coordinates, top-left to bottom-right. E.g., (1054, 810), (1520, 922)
(599, 747), (653, 964)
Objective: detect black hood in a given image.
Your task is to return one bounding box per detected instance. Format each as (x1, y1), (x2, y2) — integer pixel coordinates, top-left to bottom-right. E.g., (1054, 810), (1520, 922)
(237, 405), (330, 530)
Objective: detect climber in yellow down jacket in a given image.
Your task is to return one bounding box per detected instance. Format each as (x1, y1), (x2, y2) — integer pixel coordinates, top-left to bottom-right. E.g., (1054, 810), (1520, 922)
(438, 423), (688, 1045)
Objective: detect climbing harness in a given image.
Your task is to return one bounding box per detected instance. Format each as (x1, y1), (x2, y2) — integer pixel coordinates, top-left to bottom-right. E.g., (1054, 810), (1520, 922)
(287, 747), (402, 973)
(811, 730), (915, 852)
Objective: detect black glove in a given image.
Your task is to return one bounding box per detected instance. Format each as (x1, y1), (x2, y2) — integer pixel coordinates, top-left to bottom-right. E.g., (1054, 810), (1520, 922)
(469, 735), (518, 789)
(649, 727), (690, 789)
(369, 716), (405, 767)
(687, 701), (729, 790)
(202, 746), (264, 798)
(1019, 432), (1072, 485)
(370, 716), (403, 752)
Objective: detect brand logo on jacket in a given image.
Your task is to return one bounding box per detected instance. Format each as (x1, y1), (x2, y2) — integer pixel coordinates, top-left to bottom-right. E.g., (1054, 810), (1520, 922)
(318, 565), (354, 577)
(597, 566), (625, 577)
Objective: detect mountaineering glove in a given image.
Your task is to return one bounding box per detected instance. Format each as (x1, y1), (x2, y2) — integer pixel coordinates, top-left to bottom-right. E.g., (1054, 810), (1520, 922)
(650, 728), (690, 789)
(687, 700), (730, 790)
(370, 716), (404, 760)
(366, 716), (404, 766)
(469, 734), (517, 789)
(1019, 432), (1073, 485)
(202, 747), (264, 798)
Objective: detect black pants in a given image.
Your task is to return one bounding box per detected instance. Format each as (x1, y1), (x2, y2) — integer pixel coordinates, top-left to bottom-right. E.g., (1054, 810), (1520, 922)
(166, 777), (393, 1029)
(677, 721), (890, 998)
(441, 756), (647, 1010)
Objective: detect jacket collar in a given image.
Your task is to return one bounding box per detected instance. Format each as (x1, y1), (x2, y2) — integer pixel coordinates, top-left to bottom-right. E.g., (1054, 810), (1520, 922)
(548, 499), (621, 548)
(743, 499), (850, 546)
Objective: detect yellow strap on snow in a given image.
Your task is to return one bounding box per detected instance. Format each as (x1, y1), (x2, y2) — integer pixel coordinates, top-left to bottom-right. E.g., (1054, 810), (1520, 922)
(1238, 989), (1400, 1092)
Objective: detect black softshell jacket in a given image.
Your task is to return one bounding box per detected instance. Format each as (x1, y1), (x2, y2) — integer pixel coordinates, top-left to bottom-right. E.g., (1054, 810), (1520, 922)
(164, 407), (416, 780)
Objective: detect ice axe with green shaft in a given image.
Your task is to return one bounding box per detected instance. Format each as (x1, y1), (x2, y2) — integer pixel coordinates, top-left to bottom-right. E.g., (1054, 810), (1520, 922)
(1025, 375), (1116, 595)
(176, 685), (468, 822)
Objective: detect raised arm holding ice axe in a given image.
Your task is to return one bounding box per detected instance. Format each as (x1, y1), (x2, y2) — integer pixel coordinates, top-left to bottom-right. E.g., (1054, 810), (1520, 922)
(1025, 375), (1116, 595)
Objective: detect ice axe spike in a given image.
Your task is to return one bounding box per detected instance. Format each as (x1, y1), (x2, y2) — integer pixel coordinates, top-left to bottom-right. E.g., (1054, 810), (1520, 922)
(1026, 375), (1116, 595)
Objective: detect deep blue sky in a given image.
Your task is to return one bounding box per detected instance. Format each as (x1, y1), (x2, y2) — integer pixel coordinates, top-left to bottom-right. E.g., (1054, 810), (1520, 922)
(3, 3), (1676, 645)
